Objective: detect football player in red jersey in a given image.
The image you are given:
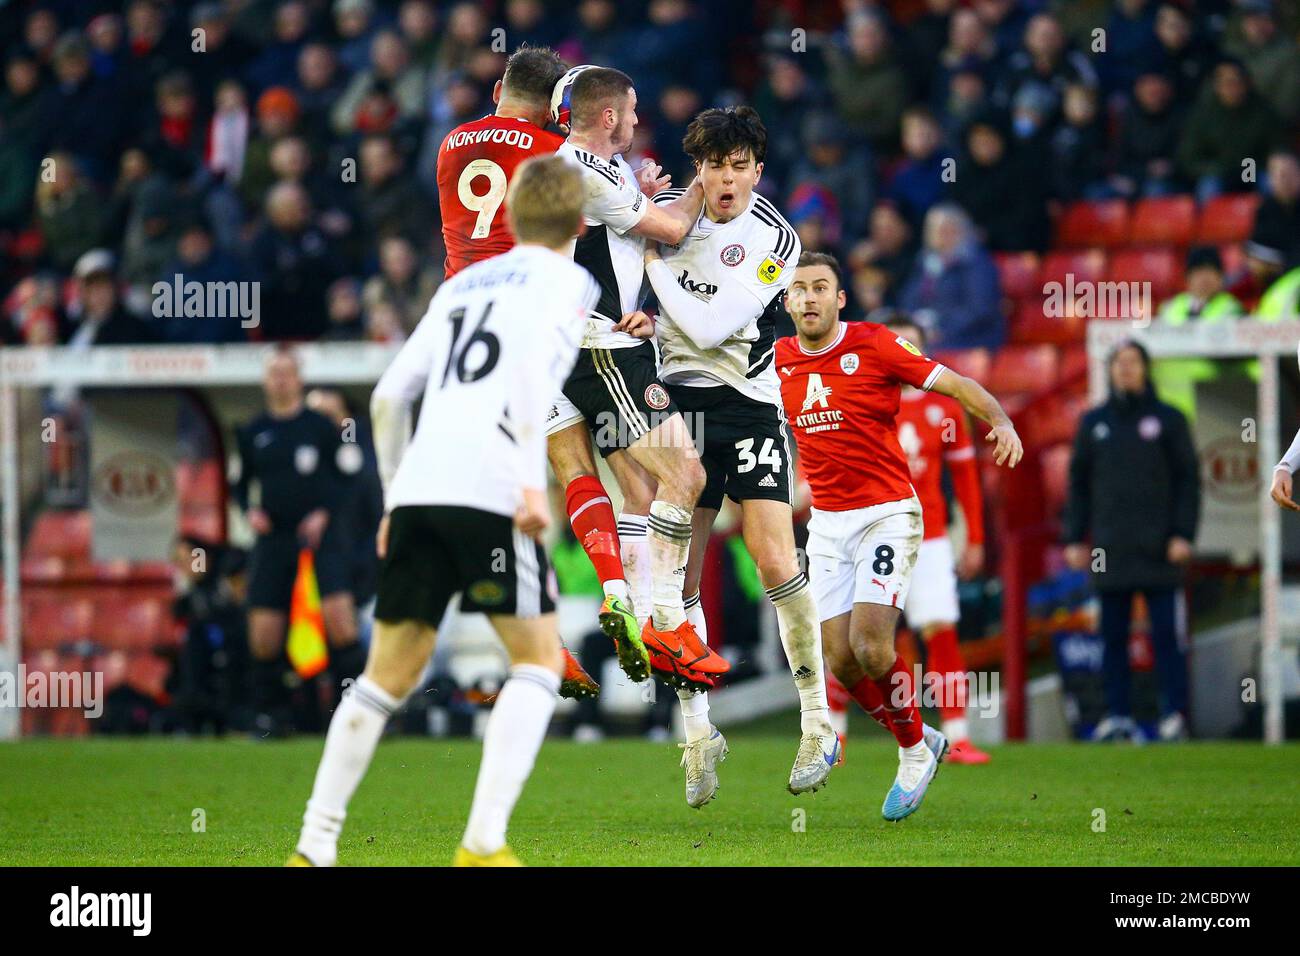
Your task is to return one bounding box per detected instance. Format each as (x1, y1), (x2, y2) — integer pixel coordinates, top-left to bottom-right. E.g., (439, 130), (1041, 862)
(435, 46), (626, 698)
(775, 252), (1021, 820)
(889, 315), (991, 764)
(437, 45), (568, 278)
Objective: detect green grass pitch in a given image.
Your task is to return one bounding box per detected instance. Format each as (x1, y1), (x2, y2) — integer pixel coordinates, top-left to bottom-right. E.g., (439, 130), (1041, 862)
(1, 728), (1297, 866)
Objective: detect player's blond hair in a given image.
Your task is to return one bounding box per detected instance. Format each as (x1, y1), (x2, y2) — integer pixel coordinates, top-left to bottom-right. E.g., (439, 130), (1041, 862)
(506, 155), (583, 249)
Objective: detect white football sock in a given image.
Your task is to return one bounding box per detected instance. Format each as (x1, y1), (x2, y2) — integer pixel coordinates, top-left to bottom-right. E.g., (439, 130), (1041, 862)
(766, 572), (833, 737)
(943, 716), (969, 742)
(648, 500), (692, 631)
(677, 689), (711, 743)
(617, 512), (651, 628)
(602, 578), (629, 604)
(461, 663), (559, 856)
(676, 592), (712, 742)
(684, 590), (707, 639)
(297, 675), (398, 866)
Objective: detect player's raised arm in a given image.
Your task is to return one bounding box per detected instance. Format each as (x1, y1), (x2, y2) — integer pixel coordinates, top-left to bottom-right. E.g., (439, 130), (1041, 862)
(631, 177), (704, 244)
(927, 368), (1023, 468)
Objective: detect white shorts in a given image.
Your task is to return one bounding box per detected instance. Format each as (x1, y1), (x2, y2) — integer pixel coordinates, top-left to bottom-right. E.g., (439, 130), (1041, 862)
(805, 497), (923, 621)
(546, 392), (585, 437)
(904, 536), (960, 629)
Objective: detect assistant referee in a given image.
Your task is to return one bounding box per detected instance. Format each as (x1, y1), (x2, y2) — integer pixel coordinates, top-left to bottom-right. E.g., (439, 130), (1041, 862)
(233, 347), (363, 736)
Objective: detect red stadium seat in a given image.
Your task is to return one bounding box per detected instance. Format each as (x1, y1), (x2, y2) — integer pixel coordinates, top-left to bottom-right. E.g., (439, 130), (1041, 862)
(1038, 249), (1108, 289)
(26, 511), (91, 560)
(994, 252), (1042, 301)
(1110, 247), (1183, 304)
(987, 345), (1060, 396)
(1195, 194), (1260, 245)
(1129, 196), (1196, 246)
(1056, 200), (1130, 248)
(931, 348), (991, 384)
(1008, 299), (1086, 345)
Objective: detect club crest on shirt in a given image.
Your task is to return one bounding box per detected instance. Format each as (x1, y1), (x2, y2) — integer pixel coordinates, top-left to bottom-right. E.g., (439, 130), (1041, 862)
(757, 254), (786, 285)
(840, 353), (859, 374)
(926, 403), (945, 426)
(645, 383), (671, 410)
(720, 243), (746, 266)
(1139, 415), (1162, 440)
(294, 445), (318, 475)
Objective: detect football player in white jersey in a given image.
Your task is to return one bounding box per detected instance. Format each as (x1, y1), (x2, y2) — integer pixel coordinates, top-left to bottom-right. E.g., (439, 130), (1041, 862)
(643, 107), (837, 806)
(290, 157), (597, 868)
(545, 67), (732, 694)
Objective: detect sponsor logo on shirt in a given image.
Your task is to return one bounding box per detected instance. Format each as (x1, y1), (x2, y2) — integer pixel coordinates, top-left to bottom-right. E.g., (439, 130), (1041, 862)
(895, 335), (923, 357)
(677, 270), (718, 296)
(757, 254), (786, 285)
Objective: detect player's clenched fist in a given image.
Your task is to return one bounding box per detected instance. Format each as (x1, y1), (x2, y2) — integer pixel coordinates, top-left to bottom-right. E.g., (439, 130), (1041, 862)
(614, 310), (655, 338)
(1271, 468), (1300, 511)
(985, 423), (1022, 468)
(515, 487), (551, 540)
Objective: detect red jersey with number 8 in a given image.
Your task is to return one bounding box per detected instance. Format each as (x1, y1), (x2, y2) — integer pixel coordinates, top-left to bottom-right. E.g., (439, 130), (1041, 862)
(776, 321), (947, 512)
(437, 114), (564, 278)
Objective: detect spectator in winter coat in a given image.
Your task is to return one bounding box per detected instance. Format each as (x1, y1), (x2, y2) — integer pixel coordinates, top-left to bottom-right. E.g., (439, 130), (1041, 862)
(898, 204), (1005, 349)
(1177, 59), (1280, 201)
(1064, 340), (1200, 742)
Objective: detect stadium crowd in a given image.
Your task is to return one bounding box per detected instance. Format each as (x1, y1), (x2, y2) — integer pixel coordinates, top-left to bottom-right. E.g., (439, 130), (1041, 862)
(3, 0), (1300, 353)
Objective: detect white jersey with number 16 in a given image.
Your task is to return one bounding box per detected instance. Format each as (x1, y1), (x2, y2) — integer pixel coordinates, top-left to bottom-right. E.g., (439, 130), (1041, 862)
(372, 244), (599, 516)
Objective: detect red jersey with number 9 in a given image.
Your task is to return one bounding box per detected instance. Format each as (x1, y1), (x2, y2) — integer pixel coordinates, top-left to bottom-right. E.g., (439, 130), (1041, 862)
(437, 114), (565, 278)
(776, 321), (947, 512)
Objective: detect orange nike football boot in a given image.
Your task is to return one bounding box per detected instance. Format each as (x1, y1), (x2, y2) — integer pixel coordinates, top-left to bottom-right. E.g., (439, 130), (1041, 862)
(558, 644), (599, 700)
(642, 619), (728, 691)
(647, 649), (716, 693)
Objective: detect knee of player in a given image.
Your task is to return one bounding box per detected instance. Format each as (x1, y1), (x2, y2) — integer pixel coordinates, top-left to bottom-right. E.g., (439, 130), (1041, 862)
(510, 640), (564, 675)
(756, 553), (802, 591)
(363, 660), (420, 701)
(673, 456), (706, 502)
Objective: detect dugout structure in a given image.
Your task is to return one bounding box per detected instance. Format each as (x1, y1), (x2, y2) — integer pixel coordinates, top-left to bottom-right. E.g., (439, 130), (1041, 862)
(1073, 318), (1300, 745)
(0, 343), (398, 740)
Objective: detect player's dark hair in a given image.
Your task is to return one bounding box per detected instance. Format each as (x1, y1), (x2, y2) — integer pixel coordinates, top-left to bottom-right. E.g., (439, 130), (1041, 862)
(502, 44), (567, 104)
(682, 106), (767, 165)
(796, 250), (843, 290)
(569, 66), (634, 130)
(879, 310), (927, 349)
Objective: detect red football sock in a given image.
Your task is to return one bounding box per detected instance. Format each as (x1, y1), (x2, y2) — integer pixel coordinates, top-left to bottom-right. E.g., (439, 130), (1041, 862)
(873, 655), (923, 747)
(565, 476), (624, 586)
(925, 625), (968, 724)
(849, 674), (893, 732)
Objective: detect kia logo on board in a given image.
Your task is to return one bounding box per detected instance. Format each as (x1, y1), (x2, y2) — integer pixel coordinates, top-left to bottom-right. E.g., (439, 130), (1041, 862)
(1201, 436), (1258, 505)
(92, 452), (175, 516)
